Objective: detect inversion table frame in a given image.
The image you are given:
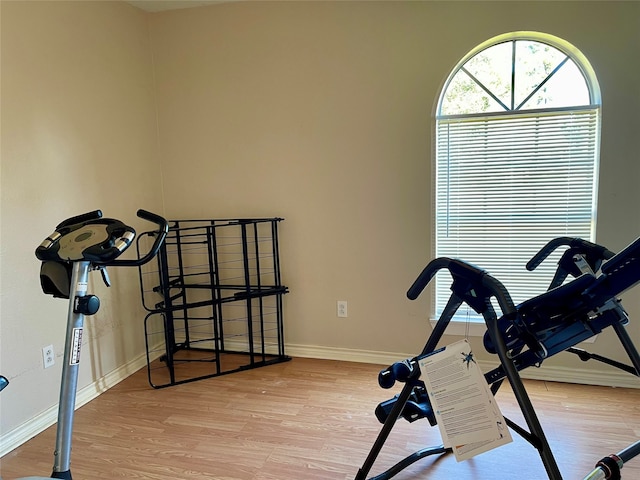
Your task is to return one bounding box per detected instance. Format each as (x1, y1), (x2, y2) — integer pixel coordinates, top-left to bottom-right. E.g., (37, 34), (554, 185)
(355, 236), (640, 480)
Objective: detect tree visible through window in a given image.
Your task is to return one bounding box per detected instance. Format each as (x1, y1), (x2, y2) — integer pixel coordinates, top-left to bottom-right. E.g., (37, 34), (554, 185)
(435, 33), (601, 322)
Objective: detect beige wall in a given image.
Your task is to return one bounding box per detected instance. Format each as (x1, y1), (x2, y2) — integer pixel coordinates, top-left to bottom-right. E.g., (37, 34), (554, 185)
(1, 0), (639, 457)
(0, 1), (162, 440)
(149, 0), (640, 367)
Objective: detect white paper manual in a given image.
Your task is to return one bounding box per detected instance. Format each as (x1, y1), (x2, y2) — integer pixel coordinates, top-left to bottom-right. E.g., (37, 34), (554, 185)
(418, 339), (512, 461)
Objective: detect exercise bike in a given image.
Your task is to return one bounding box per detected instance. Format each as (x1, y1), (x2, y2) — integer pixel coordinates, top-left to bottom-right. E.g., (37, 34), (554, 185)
(1, 209), (168, 479)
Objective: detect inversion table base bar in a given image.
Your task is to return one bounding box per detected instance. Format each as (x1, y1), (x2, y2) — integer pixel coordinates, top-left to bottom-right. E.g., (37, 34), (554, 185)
(366, 446), (450, 480)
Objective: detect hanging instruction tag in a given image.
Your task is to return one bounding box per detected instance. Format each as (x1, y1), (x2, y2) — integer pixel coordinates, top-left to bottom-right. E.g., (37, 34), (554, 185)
(418, 339), (512, 461)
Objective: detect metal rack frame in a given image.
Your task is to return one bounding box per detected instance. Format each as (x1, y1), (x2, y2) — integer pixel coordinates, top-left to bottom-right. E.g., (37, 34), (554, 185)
(138, 217), (290, 388)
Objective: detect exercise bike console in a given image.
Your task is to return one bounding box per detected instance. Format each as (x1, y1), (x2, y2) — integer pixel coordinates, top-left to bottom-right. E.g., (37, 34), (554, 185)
(36, 211), (135, 264)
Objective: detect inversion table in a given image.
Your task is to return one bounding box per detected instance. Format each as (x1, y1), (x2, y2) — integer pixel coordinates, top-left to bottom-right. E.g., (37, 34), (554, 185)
(355, 235), (640, 480)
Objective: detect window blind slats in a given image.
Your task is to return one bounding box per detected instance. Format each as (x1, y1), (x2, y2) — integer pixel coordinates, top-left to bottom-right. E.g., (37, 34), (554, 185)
(435, 108), (599, 320)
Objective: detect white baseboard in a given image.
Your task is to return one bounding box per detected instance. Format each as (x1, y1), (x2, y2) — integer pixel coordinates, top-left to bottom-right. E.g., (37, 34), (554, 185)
(0, 352), (149, 458)
(516, 362), (640, 389)
(286, 343), (415, 366)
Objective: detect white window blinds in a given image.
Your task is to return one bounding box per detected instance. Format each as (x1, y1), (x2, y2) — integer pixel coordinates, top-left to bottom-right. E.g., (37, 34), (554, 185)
(435, 107), (599, 320)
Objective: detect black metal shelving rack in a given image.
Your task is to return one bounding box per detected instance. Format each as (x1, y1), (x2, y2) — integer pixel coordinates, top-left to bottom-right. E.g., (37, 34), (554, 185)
(138, 217), (290, 388)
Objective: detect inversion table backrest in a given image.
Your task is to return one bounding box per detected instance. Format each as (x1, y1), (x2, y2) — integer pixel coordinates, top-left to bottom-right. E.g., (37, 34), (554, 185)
(484, 236), (640, 366)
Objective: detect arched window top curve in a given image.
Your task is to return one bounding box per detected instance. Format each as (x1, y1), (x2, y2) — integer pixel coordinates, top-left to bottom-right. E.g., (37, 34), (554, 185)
(433, 31), (602, 322)
(438, 32), (601, 117)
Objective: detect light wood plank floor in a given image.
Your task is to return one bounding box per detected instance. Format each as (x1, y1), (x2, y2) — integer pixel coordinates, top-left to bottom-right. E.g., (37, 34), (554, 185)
(2, 357), (640, 479)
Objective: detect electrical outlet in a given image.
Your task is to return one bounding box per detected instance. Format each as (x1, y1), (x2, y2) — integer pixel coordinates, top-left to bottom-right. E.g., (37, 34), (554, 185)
(337, 300), (348, 318)
(42, 345), (55, 369)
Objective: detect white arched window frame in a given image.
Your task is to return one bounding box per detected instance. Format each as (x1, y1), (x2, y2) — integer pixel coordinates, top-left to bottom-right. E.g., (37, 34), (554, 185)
(434, 32), (601, 331)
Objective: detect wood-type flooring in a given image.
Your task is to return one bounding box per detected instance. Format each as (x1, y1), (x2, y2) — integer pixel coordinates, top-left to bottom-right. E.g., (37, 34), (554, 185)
(2, 357), (640, 479)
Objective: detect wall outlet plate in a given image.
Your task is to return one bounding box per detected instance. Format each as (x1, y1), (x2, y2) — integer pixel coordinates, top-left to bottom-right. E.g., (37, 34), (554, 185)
(337, 300), (348, 318)
(43, 344), (55, 369)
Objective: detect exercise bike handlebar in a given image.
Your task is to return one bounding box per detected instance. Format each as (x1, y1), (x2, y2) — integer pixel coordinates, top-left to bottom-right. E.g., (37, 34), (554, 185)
(36, 209), (169, 267)
(107, 209), (169, 267)
(56, 210), (103, 229)
(406, 257), (516, 316)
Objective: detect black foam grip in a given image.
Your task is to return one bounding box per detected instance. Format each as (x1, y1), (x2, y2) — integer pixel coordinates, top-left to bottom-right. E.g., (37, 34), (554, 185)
(378, 369), (395, 389)
(56, 210), (103, 229)
(595, 455), (621, 480)
(407, 258), (487, 300)
(407, 258), (452, 300)
(526, 237), (575, 271)
(137, 209), (168, 233)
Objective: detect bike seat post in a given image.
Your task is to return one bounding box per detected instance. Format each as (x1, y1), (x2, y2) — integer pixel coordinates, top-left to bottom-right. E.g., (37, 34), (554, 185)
(52, 260), (91, 479)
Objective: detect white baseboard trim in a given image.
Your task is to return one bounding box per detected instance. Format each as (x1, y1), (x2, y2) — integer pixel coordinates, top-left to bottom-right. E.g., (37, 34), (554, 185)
(516, 362), (640, 389)
(286, 343), (415, 366)
(0, 352), (149, 458)
(286, 343), (640, 389)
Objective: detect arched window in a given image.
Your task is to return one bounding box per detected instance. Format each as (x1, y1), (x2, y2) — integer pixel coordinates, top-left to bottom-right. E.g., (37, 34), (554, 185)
(435, 32), (601, 323)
